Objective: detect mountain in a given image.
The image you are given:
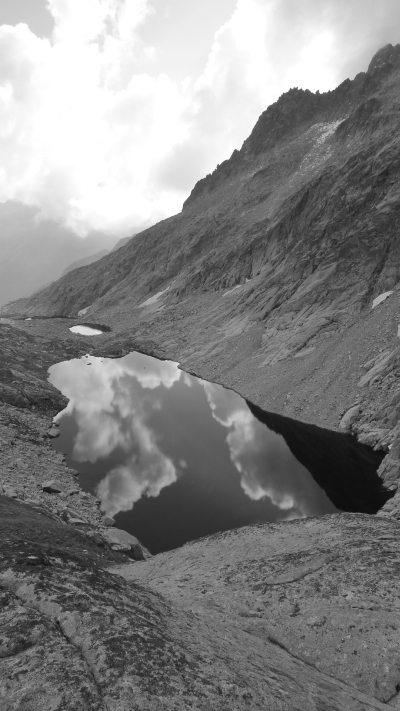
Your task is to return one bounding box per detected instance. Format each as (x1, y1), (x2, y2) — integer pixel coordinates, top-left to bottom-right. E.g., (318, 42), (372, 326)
(61, 249), (110, 277)
(110, 235), (133, 252)
(0, 201), (114, 308)
(5, 45), (400, 435)
(9, 45), (400, 327)
(2, 45), (400, 710)
(59, 235), (136, 277)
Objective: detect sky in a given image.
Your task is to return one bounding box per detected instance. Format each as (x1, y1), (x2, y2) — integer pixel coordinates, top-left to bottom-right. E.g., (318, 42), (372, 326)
(0, 0), (399, 241)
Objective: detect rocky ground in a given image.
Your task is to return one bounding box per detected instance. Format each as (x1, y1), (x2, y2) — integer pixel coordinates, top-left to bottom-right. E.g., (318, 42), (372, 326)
(1, 499), (399, 709)
(0, 319), (150, 559)
(109, 513), (400, 709)
(0, 314), (399, 708)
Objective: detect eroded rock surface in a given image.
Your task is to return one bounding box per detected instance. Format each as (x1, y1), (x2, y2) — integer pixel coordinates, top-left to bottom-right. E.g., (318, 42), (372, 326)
(0, 499), (397, 710)
(109, 514), (400, 708)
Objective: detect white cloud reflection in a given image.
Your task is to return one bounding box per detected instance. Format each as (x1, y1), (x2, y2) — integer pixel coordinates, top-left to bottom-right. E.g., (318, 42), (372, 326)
(49, 352), (332, 522)
(49, 352), (182, 516)
(201, 381), (323, 517)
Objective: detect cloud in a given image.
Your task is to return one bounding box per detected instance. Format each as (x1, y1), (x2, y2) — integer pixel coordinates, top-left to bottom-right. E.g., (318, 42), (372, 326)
(119, 351), (181, 390)
(96, 444), (177, 518)
(49, 353), (182, 517)
(0, 0), (399, 236)
(201, 381), (334, 517)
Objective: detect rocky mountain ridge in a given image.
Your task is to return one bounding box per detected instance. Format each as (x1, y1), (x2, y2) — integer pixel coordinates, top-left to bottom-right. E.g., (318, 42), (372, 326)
(61, 249), (110, 277)
(4, 45), (400, 479)
(6, 44), (400, 329)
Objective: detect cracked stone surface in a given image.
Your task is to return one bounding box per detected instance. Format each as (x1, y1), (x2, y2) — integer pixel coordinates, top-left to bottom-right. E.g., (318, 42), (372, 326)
(0, 498), (398, 710)
(109, 513), (400, 708)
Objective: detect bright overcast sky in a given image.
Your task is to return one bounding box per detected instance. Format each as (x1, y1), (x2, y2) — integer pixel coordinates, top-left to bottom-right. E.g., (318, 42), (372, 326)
(0, 0), (399, 238)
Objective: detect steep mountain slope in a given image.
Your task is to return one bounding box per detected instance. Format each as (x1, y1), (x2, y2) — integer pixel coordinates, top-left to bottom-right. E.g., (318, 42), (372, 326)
(110, 234), (134, 252)
(61, 249), (109, 276)
(4, 45), (400, 456)
(9, 44), (400, 324)
(0, 202), (113, 308)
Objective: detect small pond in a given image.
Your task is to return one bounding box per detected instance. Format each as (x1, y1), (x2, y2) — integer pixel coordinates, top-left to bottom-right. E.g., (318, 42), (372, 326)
(49, 351), (390, 554)
(70, 326), (103, 336)
(69, 323), (110, 336)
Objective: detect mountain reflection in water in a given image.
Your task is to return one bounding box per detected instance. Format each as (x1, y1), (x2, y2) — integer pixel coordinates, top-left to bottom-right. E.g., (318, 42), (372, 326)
(48, 351), (387, 554)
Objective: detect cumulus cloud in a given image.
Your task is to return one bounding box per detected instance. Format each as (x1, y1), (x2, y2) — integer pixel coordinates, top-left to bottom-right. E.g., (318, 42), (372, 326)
(49, 353), (183, 516)
(0, 0), (398, 236)
(201, 381), (334, 517)
(119, 351), (181, 390)
(96, 445), (177, 518)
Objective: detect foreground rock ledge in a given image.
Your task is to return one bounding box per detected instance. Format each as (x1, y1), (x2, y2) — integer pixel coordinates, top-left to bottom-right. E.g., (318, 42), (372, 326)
(1, 498), (399, 711)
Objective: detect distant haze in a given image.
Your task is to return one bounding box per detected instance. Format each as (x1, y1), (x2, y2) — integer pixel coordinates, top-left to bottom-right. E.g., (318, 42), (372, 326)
(0, 0), (399, 305)
(0, 202), (116, 307)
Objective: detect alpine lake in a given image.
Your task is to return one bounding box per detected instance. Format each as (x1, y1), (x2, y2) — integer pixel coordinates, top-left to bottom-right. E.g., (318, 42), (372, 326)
(49, 341), (390, 554)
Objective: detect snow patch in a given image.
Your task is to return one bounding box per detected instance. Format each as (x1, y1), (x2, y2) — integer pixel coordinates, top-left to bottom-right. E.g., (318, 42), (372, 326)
(371, 291), (393, 309)
(223, 284), (243, 297)
(138, 287), (170, 308)
(70, 325), (103, 336)
(298, 120), (346, 176)
(78, 307), (90, 316)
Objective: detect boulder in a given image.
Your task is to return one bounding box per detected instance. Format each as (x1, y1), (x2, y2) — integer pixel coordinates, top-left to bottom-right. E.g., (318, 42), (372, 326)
(60, 508), (89, 525)
(14, 459), (28, 471)
(2, 487), (18, 498)
(48, 427), (60, 438)
(101, 527), (150, 560)
(85, 529), (106, 547)
(42, 480), (66, 494)
(339, 404), (360, 430)
(68, 517), (89, 526)
(102, 515), (115, 527)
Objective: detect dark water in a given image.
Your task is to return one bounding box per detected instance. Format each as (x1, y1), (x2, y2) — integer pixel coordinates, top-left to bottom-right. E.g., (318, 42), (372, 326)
(49, 351), (389, 554)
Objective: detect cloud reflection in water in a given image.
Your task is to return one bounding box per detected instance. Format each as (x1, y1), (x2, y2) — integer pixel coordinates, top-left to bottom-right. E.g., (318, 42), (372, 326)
(200, 381), (329, 519)
(50, 353), (182, 516)
(49, 352), (335, 522)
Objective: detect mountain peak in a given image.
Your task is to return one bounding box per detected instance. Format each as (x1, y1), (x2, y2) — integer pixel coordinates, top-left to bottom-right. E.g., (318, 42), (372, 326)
(367, 43), (400, 74)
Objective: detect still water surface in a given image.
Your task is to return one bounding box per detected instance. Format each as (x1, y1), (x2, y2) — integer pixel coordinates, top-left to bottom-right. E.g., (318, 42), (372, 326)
(49, 351), (386, 553)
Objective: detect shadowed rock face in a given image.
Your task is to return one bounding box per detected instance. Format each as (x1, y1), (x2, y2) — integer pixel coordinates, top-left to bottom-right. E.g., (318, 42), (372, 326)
(246, 400), (391, 513)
